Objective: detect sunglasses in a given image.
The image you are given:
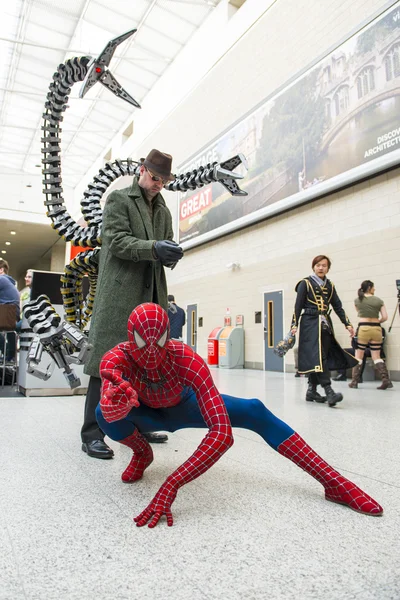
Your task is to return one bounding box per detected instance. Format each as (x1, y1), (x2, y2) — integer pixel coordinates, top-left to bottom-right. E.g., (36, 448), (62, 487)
(145, 167), (168, 185)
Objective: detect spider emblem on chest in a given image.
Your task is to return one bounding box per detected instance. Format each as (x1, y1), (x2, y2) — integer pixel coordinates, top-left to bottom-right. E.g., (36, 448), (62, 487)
(140, 372), (167, 392)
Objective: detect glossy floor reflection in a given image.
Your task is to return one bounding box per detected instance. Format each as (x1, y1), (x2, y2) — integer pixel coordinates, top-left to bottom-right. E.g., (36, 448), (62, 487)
(1, 370), (399, 600)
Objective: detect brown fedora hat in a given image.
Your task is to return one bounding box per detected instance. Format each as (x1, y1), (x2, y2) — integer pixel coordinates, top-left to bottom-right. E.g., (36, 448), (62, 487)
(142, 149), (174, 182)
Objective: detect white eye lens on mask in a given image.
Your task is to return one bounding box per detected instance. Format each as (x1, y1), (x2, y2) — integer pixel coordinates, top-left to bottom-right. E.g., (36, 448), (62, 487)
(157, 329), (168, 348)
(134, 330), (146, 349)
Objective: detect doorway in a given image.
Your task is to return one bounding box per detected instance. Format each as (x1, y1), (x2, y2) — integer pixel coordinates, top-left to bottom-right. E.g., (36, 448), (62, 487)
(263, 291), (284, 372)
(186, 303), (198, 352)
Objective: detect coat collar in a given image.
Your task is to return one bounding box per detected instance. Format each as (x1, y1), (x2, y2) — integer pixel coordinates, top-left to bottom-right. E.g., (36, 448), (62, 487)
(307, 275), (331, 295)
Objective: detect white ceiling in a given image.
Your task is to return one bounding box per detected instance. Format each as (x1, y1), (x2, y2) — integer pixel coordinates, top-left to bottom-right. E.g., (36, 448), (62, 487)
(0, 0), (220, 188)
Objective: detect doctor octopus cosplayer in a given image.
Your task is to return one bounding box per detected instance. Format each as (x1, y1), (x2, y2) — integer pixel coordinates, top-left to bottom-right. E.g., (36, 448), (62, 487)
(96, 303), (383, 528)
(23, 28), (247, 388)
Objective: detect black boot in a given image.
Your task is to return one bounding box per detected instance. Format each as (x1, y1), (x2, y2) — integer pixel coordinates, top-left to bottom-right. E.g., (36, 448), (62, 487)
(305, 383), (326, 403)
(142, 432), (169, 443)
(323, 385), (343, 407)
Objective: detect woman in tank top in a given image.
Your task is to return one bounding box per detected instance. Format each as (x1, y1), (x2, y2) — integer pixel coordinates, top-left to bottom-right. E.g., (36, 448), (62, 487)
(349, 280), (393, 390)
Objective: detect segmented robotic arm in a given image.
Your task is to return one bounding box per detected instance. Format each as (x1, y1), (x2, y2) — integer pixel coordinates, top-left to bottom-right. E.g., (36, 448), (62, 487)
(24, 296), (92, 388)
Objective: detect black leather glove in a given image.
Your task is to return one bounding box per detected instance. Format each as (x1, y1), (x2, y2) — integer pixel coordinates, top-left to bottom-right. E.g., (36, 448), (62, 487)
(153, 240), (183, 265)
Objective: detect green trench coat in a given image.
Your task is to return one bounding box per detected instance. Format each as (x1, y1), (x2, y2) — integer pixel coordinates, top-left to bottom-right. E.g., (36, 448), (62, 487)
(84, 178), (174, 378)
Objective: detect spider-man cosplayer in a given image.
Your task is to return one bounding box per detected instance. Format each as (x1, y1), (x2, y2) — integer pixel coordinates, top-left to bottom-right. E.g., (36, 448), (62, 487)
(96, 303), (383, 528)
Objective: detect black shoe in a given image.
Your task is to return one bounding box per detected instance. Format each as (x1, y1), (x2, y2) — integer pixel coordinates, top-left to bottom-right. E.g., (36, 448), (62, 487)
(333, 374), (347, 382)
(305, 384), (326, 403)
(324, 385), (343, 407)
(142, 432), (168, 444)
(82, 439), (114, 459)
(294, 371), (301, 378)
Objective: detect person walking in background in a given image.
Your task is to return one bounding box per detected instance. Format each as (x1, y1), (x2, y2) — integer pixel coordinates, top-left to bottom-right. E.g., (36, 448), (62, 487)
(349, 280), (392, 390)
(333, 327), (387, 382)
(0, 259), (20, 363)
(81, 149), (184, 459)
(167, 294), (186, 340)
(291, 255), (357, 407)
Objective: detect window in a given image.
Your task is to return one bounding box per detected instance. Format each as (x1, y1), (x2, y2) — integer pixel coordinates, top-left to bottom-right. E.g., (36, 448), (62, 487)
(334, 86), (350, 116)
(385, 44), (400, 81)
(356, 67), (375, 99)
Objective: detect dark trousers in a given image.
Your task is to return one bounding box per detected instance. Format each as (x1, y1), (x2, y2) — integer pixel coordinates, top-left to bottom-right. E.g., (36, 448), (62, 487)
(308, 326), (332, 387)
(81, 376), (104, 443)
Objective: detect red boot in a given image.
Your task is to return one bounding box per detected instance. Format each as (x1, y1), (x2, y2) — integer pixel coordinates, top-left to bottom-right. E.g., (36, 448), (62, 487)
(278, 433), (383, 516)
(119, 429), (154, 483)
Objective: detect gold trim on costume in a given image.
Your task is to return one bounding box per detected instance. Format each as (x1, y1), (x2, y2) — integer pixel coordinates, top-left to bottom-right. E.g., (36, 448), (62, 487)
(317, 316), (323, 371)
(328, 282), (334, 303)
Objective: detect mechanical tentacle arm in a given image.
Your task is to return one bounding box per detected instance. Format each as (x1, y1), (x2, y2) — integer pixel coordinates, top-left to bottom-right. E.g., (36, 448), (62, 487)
(80, 29), (141, 108)
(164, 153), (248, 196)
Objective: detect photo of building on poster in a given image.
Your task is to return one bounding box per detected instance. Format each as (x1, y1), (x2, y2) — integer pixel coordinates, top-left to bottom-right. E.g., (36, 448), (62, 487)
(178, 2), (400, 246)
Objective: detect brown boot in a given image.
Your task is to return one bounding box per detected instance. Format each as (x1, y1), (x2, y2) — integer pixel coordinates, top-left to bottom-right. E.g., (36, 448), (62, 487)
(375, 361), (393, 390)
(348, 363), (363, 388)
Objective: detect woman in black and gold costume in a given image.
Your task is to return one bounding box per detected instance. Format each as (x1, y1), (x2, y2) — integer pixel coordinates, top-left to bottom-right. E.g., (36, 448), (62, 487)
(291, 255), (357, 407)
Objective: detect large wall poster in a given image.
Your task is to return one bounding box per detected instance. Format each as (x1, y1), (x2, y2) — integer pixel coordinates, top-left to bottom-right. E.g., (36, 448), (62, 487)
(178, 2), (400, 248)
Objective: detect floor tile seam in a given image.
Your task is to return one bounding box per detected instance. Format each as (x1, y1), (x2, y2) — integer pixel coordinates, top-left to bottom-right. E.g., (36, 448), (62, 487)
(228, 431), (400, 487)
(21, 417), (399, 494)
(213, 447), (399, 491)
(333, 468), (400, 489)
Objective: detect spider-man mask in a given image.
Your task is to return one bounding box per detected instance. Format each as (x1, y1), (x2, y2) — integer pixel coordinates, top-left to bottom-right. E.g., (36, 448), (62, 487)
(127, 303), (169, 370)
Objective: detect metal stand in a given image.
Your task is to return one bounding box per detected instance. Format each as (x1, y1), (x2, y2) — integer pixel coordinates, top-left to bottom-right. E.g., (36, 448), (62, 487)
(388, 298), (400, 333)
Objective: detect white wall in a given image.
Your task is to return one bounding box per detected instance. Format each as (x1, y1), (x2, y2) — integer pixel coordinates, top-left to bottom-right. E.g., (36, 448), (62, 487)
(160, 0), (400, 376)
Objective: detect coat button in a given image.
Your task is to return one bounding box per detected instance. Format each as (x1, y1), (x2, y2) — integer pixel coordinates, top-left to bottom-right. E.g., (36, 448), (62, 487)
(145, 283), (150, 288)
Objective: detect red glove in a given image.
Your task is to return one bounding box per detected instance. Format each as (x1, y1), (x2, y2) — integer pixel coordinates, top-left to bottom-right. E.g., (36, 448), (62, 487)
(100, 372), (140, 422)
(103, 377), (139, 407)
(134, 478), (178, 528)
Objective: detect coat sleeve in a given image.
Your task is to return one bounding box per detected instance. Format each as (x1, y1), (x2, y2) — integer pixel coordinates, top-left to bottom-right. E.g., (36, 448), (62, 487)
(102, 191), (156, 262)
(165, 209), (174, 241)
(329, 284), (352, 327)
(291, 280), (307, 328)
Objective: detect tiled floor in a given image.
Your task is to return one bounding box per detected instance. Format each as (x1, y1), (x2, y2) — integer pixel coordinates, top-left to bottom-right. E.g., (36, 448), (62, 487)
(1, 370), (399, 600)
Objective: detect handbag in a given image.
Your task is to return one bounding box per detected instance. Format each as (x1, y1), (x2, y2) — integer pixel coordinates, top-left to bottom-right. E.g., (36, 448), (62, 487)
(0, 304), (17, 330)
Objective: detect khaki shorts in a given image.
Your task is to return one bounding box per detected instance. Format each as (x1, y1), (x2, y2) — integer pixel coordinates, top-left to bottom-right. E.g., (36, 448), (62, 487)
(357, 324), (382, 350)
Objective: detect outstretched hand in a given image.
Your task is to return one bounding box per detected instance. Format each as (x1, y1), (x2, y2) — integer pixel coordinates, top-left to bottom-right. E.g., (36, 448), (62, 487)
(102, 372), (140, 408)
(134, 480), (177, 528)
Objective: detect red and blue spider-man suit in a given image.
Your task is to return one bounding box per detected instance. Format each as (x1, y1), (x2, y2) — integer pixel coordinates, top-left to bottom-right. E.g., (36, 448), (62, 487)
(96, 303), (383, 528)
